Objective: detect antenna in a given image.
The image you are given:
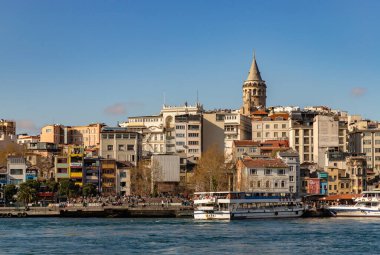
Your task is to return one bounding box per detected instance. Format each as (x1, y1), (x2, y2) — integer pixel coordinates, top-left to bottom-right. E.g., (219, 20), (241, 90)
(163, 92), (166, 106)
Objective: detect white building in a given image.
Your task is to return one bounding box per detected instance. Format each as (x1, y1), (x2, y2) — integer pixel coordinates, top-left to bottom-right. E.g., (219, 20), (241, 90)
(278, 150), (300, 196)
(224, 110), (252, 159)
(7, 156), (28, 185)
(236, 158), (290, 194)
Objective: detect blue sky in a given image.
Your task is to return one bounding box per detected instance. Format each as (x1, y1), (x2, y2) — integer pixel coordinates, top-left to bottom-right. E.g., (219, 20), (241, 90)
(1, 0), (379, 134)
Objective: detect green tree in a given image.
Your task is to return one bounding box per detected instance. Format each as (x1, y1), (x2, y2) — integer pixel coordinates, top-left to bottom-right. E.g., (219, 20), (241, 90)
(3, 184), (17, 204)
(45, 180), (59, 193)
(82, 183), (97, 197)
(59, 179), (80, 199)
(17, 181), (39, 204)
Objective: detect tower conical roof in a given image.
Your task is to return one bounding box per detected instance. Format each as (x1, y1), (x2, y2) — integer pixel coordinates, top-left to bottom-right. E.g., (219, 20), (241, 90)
(246, 53), (262, 81)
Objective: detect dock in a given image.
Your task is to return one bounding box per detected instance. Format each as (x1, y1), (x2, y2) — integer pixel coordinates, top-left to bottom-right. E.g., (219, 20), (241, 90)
(0, 205), (194, 218)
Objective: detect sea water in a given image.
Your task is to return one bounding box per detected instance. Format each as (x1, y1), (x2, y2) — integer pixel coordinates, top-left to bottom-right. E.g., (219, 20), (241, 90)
(0, 217), (379, 254)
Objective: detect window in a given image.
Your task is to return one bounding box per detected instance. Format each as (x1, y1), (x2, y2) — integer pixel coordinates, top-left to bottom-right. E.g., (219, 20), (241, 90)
(188, 125), (199, 130)
(118, 145), (125, 151)
(282, 132), (287, 137)
(265, 169), (272, 175)
(278, 169), (285, 175)
(266, 181), (270, 188)
(176, 133), (185, 138)
(127, 145), (134, 151)
(188, 149), (199, 153)
(265, 132), (270, 138)
(257, 181), (261, 188)
(108, 134), (114, 139)
(176, 141), (185, 146)
(116, 134), (122, 139)
(10, 169), (23, 175)
(290, 186), (294, 193)
(188, 141), (199, 145)
(249, 169), (257, 175)
(237, 148), (244, 153)
(281, 181), (285, 188)
(274, 124), (278, 129)
(282, 124), (286, 129)
(250, 148), (257, 153)
(364, 140), (372, 145)
(257, 132), (261, 138)
(102, 134), (107, 139)
(176, 125), (185, 130)
(265, 124), (270, 129)
(189, 133), (199, 137)
(274, 132), (278, 138)
(364, 148), (372, 153)
(107, 145), (113, 151)
(289, 176), (294, 182)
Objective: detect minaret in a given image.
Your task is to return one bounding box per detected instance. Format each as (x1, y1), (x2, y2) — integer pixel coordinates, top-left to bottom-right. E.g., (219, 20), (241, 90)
(241, 53), (267, 115)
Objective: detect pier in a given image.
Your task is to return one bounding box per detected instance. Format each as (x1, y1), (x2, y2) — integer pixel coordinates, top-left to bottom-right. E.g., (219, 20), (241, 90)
(0, 205), (194, 218)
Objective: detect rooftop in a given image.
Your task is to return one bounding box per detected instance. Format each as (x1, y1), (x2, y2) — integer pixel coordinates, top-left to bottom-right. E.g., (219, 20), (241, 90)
(242, 158), (288, 168)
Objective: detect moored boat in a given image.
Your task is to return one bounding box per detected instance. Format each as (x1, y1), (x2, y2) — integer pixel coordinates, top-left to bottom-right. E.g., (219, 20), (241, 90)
(329, 190), (380, 217)
(193, 191), (304, 220)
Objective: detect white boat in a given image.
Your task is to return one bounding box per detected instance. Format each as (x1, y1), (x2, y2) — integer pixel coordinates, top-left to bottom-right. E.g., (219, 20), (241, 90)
(193, 191), (304, 220)
(329, 190), (380, 217)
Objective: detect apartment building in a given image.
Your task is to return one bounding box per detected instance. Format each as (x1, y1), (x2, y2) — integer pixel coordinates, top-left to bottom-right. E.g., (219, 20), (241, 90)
(349, 122), (380, 173)
(174, 114), (202, 160)
(278, 150), (300, 196)
(99, 127), (142, 166)
(236, 158), (290, 193)
(251, 112), (289, 142)
(224, 111), (252, 158)
(40, 123), (105, 148)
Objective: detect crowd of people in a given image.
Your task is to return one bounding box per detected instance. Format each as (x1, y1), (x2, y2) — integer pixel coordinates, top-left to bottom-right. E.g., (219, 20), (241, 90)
(57, 194), (192, 208)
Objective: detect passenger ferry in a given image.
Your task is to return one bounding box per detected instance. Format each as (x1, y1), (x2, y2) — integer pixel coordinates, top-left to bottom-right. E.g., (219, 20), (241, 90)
(329, 190), (380, 217)
(193, 191), (304, 220)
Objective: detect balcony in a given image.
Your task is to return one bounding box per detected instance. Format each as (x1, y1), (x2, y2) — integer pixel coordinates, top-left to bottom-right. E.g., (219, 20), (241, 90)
(56, 164), (68, 169)
(102, 173), (115, 178)
(70, 173), (83, 178)
(56, 173), (69, 178)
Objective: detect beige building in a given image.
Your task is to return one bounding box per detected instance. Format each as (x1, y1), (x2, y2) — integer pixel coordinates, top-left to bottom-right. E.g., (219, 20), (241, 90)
(120, 103), (203, 156)
(232, 140), (261, 162)
(236, 158), (289, 193)
(99, 127), (142, 166)
(174, 114), (202, 160)
(252, 112), (289, 142)
(40, 124), (64, 144)
(202, 111), (225, 153)
(289, 111), (348, 167)
(224, 110), (252, 159)
(40, 123), (104, 148)
(349, 126), (380, 172)
(65, 123), (104, 147)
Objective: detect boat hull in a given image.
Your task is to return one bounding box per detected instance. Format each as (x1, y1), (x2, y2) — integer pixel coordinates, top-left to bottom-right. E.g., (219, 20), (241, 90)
(194, 208), (304, 220)
(329, 207), (380, 217)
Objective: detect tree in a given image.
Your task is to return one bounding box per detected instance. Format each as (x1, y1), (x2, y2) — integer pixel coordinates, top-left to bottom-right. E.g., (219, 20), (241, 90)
(45, 180), (59, 193)
(17, 180), (40, 204)
(130, 160), (153, 196)
(3, 184), (17, 204)
(59, 179), (80, 199)
(191, 145), (231, 192)
(82, 183), (97, 197)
